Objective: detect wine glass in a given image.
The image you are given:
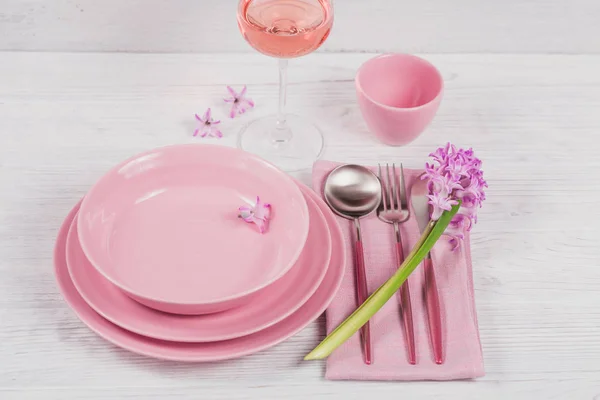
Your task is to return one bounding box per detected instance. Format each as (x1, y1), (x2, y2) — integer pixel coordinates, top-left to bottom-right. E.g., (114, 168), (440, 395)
(237, 0), (334, 171)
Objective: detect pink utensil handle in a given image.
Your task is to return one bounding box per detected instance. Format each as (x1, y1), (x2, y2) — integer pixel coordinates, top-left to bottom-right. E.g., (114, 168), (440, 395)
(396, 242), (416, 365)
(355, 240), (372, 365)
(424, 256), (443, 364)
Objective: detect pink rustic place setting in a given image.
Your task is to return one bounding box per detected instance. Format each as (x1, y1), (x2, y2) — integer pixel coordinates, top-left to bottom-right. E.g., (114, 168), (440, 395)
(54, 140), (487, 379)
(52, 0), (489, 383)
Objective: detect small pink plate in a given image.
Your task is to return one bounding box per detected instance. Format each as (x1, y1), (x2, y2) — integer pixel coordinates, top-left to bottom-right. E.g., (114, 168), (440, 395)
(66, 191), (331, 342)
(77, 145), (310, 314)
(54, 184), (345, 362)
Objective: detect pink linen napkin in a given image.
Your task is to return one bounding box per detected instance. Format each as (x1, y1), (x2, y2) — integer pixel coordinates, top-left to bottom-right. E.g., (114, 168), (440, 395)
(313, 161), (485, 381)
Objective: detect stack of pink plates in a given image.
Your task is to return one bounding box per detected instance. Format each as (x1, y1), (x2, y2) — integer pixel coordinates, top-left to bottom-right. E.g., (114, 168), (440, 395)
(54, 144), (346, 361)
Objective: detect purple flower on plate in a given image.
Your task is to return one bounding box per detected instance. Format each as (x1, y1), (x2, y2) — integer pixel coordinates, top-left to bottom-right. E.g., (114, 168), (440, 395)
(238, 196), (271, 234)
(194, 108), (222, 138)
(224, 86), (255, 118)
(422, 142), (487, 249)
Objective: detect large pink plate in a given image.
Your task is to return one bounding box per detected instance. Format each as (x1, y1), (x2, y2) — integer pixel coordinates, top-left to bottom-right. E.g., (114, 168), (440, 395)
(66, 191), (331, 342)
(54, 184), (346, 361)
(77, 145), (310, 314)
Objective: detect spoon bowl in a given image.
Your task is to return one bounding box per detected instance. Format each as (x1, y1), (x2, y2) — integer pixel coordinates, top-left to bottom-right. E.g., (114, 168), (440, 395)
(323, 165), (382, 219)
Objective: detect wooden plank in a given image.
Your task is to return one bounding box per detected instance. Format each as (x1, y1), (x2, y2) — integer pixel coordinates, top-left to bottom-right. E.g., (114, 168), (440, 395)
(1, 0), (599, 53)
(1, 52), (600, 399)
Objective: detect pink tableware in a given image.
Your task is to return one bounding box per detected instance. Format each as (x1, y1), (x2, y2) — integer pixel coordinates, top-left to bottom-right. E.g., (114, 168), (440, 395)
(54, 184), (346, 362)
(355, 53), (443, 146)
(66, 191), (331, 342)
(313, 161), (485, 381)
(77, 144), (309, 315)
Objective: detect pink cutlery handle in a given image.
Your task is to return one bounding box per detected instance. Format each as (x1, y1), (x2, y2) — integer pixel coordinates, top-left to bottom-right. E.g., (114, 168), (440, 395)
(396, 242), (416, 365)
(355, 240), (372, 365)
(424, 257), (443, 364)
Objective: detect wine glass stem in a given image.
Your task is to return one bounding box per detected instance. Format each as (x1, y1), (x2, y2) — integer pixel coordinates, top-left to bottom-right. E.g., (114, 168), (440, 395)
(277, 59), (288, 126)
(272, 58), (292, 144)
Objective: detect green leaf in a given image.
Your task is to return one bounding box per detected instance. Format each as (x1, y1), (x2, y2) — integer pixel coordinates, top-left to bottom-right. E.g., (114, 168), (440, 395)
(304, 203), (460, 361)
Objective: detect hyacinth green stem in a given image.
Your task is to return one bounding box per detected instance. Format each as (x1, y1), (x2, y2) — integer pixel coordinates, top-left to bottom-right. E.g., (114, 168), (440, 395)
(304, 203), (460, 361)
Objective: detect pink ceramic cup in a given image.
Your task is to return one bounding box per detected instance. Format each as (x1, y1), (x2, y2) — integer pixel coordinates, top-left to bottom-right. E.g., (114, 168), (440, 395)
(355, 53), (443, 146)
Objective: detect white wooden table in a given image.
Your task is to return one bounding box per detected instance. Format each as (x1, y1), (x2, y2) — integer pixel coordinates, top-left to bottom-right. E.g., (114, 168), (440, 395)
(1, 51), (600, 399)
(2, 1), (600, 396)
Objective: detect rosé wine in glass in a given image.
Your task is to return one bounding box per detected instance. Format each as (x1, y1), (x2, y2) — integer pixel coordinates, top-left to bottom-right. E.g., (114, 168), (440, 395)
(238, 0), (333, 58)
(236, 0), (334, 171)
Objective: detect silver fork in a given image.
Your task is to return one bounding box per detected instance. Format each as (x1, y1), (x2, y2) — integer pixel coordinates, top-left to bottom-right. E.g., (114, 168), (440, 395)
(377, 163), (417, 365)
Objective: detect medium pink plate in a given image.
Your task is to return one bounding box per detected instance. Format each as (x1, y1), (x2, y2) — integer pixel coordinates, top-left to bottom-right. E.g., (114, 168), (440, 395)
(54, 184), (345, 361)
(66, 191), (331, 342)
(77, 144), (310, 314)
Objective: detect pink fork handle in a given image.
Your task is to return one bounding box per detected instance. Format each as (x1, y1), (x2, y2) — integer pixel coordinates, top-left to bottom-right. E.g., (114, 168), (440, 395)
(424, 257), (444, 364)
(395, 242), (416, 365)
(354, 240), (372, 365)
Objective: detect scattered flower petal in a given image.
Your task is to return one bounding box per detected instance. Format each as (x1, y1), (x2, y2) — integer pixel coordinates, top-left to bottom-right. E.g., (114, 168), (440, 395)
(193, 108), (222, 138)
(224, 85), (255, 118)
(238, 196), (271, 234)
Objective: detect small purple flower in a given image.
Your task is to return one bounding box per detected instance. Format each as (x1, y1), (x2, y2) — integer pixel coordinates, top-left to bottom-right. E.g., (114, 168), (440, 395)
(445, 157), (470, 180)
(422, 143), (487, 249)
(427, 192), (459, 221)
(194, 108), (222, 138)
(224, 86), (255, 118)
(238, 196), (271, 234)
(445, 214), (469, 250)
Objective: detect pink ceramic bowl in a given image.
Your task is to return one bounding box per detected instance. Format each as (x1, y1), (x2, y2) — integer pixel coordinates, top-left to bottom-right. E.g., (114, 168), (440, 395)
(77, 144), (309, 315)
(355, 53), (443, 146)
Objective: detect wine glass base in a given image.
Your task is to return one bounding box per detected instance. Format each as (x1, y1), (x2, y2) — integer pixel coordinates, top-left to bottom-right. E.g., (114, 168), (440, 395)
(237, 114), (324, 172)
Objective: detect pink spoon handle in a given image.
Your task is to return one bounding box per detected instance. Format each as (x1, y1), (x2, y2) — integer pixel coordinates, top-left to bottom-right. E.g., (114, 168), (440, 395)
(424, 256), (443, 364)
(396, 242), (416, 365)
(355, 240), (372, 365)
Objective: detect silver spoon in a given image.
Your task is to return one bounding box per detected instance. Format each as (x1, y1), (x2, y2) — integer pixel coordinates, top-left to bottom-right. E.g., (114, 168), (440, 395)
(323, 164), (382, 365)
